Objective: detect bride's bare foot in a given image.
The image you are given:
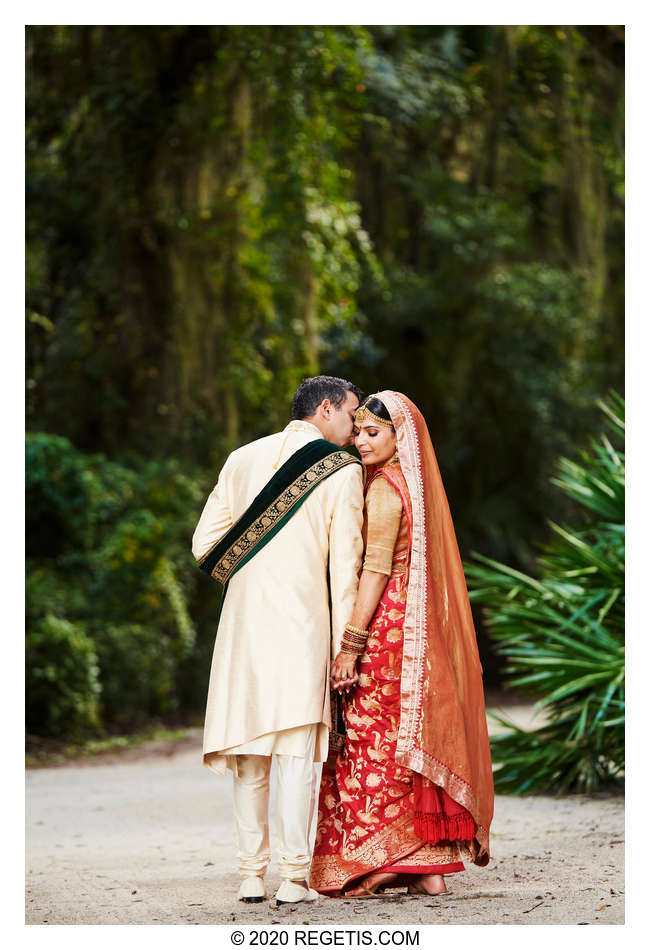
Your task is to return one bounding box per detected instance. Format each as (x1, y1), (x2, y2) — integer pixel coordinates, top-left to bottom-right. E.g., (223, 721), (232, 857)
(407, 873), (447, 895)
(345, 871), (400, 897)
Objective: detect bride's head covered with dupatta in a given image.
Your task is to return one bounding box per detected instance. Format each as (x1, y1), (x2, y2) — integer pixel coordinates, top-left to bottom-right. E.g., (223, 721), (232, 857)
(357, 391), (494, 866)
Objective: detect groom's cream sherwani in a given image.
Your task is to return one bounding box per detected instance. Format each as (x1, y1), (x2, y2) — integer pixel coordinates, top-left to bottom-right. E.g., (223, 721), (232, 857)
(192, 420), (364, 776)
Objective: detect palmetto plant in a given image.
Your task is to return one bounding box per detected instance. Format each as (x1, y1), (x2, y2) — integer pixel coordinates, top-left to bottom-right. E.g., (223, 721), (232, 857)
(465, 392), (624, 793)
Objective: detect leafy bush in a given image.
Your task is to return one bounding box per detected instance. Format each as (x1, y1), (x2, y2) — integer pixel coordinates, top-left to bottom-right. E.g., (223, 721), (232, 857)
(26, 615), (101, 738)
(92, 624), (177, 728)
(26, 432), (217, 737)
(465, 392), (624, 793)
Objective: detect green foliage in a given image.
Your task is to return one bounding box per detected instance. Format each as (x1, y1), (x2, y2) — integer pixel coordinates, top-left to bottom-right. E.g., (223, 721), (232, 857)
(340, 26), (623, 573)
(26, 26), (381, 462)
(27, 26), (623, 550)
(465, 392), (624, 793)
(26, 615), (101, 738)
(26, 26), (624, 737)
(92, 624), (177, 728)
(26, 432), (214, 737)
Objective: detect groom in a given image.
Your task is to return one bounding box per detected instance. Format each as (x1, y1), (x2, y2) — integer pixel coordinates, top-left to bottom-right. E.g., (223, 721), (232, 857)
(192, 376), (364, 906)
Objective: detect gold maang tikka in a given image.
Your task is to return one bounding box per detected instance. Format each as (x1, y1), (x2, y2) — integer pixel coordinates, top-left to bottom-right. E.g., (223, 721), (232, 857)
(354, 404), (395, 429)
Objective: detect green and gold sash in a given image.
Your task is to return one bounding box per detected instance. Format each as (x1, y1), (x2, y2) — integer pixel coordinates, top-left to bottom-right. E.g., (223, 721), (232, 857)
(198, 439), (360, 587)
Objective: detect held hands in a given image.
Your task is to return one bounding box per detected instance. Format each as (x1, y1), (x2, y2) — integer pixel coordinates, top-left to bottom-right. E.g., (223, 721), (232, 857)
(330, 651), (359, 693)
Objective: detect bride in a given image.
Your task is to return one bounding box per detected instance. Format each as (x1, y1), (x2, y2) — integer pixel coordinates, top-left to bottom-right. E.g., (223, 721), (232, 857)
(310, 391), (494, 897)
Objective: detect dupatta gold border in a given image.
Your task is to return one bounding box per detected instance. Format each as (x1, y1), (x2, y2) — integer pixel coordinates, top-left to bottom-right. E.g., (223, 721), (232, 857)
(376, 390), (489, 863)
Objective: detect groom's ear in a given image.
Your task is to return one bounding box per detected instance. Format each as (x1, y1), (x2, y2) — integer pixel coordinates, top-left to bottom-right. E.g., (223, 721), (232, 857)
(318, 399), (332, 418)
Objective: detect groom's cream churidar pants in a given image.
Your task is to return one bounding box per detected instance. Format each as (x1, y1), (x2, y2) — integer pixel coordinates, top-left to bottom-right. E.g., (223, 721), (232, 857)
(233, 754), (317, 881)
(226, 723), (323, 881)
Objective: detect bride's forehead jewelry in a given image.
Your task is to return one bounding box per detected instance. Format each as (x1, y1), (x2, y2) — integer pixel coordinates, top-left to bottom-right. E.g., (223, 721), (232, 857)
(354, 405), (394, 429)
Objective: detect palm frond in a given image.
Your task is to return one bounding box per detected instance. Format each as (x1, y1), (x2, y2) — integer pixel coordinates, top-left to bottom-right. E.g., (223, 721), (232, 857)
(465, 392), (624, 794)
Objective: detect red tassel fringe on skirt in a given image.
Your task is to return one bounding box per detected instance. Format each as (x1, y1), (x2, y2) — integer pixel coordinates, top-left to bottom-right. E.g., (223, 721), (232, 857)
(412, 773), (476, 843)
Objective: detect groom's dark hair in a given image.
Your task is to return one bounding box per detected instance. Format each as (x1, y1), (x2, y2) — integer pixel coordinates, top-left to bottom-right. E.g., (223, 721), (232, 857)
(291, 375), (363, 420)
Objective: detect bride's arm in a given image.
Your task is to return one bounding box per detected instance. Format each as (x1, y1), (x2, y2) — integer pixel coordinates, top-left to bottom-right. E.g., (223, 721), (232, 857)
(349, 569), (390, 630)
(331, 474), (403, 690)
(330, 569), (389, 688)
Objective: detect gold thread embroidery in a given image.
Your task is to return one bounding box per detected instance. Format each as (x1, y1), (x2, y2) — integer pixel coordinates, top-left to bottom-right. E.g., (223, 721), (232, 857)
(309, 810), (462, 890)
(207, 451), (355, 583)
(374, 392), (490, 864)
(355, 404), (394, 429)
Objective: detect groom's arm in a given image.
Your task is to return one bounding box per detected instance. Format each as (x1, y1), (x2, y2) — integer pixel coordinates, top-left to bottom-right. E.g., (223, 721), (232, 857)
(328, 463), (364, 656)
(191, 454), (235, 562)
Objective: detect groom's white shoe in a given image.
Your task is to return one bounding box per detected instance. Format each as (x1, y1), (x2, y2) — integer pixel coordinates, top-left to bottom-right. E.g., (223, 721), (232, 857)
(275, 880), (319, 906)
(237, 876), (267, 903)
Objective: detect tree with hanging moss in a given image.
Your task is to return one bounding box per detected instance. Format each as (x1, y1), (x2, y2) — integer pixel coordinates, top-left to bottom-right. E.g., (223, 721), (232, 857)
(26, 26), (625, 735)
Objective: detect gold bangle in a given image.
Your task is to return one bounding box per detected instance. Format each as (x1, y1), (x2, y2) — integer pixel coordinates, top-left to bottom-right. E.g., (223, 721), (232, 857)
(341, 643), (365, 654)
(342, 633), (367, 646)
(341, 621), (369, 656)
(344, 623), (368, 637)
(340, 642), (364, 656)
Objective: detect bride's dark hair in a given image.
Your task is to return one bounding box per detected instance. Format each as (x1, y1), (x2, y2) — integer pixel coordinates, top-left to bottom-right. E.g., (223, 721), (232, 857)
(358, 395), (395, 430)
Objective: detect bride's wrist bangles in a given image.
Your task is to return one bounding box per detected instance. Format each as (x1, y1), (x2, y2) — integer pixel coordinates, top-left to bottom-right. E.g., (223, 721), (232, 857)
(341, 622), (369, 655)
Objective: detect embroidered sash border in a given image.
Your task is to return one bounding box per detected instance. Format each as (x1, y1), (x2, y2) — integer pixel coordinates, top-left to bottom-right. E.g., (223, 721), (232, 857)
(198, 439), (361, 585)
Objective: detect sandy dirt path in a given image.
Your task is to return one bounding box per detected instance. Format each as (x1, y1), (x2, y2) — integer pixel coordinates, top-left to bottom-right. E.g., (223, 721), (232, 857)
(26, 723), (624, 926)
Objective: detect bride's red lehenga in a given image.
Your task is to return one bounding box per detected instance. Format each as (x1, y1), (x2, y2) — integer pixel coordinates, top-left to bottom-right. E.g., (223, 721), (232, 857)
(310, 391), (494, 894)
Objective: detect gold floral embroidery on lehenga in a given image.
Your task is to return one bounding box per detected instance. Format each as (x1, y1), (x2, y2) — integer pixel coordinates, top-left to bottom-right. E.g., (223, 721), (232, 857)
(310, 474), (465, 892)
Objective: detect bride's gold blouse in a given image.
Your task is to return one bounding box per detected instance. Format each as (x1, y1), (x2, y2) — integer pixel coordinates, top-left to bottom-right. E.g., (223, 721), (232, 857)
(361, 463), (409, 575)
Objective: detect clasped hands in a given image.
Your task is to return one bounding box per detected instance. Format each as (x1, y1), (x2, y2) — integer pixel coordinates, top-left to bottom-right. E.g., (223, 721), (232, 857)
(330, 651), (359, 693)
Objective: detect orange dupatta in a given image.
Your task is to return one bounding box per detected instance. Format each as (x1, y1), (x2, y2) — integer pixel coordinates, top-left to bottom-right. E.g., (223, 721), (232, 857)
(376, 391), (494, 865)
